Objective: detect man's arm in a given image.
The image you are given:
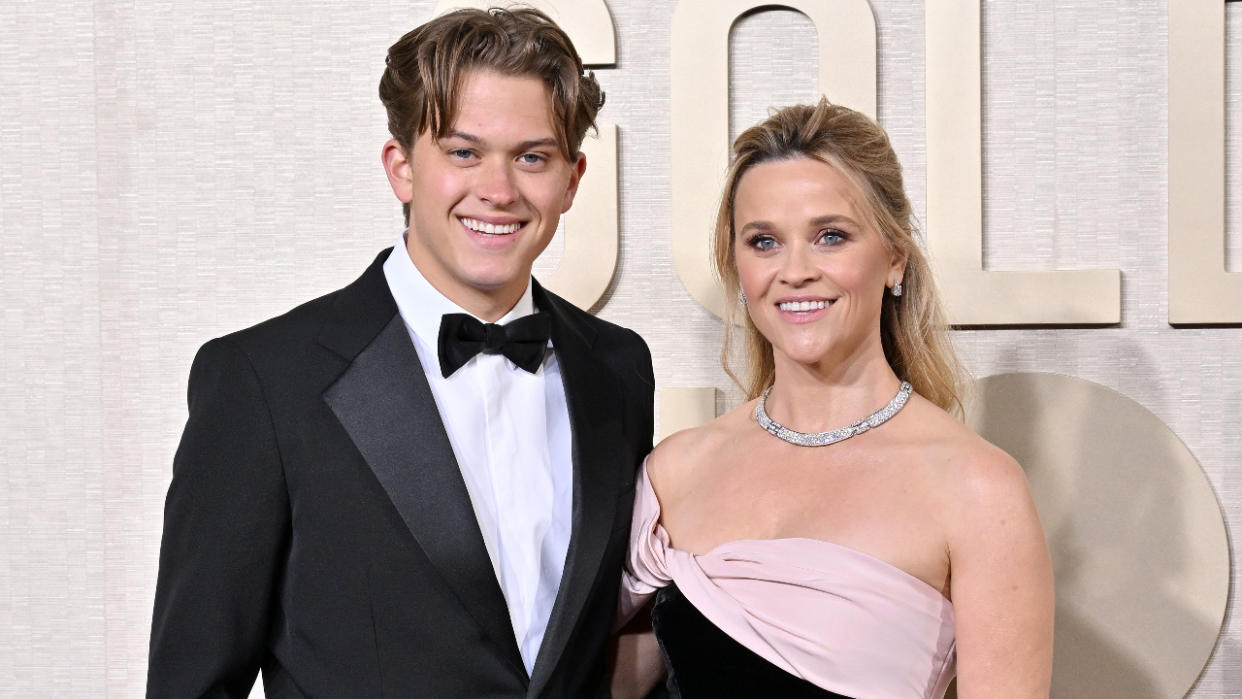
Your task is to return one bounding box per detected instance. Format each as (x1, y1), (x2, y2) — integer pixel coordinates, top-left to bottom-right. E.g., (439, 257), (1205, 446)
(611, 328), (665, 697)
(626, 327), (656, 451)
(148, 338), (291, 698)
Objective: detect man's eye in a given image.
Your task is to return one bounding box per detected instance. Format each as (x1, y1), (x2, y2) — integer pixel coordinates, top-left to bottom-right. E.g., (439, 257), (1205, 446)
(449, 148), (474, 159)
(519, 153), (546, 165)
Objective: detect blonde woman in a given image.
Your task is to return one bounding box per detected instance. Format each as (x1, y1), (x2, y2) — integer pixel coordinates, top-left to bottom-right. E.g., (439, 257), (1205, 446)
(614, 100), (1053, 698)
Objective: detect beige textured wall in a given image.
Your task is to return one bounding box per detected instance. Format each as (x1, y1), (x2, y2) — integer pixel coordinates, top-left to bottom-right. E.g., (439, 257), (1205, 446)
(2, 1), (1240, 696)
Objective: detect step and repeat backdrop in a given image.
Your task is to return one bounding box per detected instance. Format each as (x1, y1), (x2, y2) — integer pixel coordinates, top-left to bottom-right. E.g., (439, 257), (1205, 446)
(2, 1), (1240, 696)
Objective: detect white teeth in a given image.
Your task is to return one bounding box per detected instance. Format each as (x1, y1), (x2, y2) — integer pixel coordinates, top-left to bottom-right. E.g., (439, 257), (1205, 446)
(461, 217), (521, 235)
(778, 300), (829, 312)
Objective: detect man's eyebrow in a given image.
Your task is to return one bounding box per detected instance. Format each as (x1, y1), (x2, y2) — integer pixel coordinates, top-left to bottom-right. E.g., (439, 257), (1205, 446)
(517, 137), (559, 151)
(445, 130), (481, 144)
(443, 130), (559, 152)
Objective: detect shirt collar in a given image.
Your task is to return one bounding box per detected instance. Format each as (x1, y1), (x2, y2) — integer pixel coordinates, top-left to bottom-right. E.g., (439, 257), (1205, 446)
(383, 233), (536, 349)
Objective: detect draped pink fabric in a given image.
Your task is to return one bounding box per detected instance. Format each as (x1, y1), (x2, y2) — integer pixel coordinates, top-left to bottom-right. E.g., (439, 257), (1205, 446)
(622, 463), (956, 699)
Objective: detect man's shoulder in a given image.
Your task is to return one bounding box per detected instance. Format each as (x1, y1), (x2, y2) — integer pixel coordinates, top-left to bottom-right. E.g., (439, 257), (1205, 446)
(537, 285), (653, 389)
(220, 285), (342, 351)
(208, 250), (394, 362)
(538, 285), (646, 349)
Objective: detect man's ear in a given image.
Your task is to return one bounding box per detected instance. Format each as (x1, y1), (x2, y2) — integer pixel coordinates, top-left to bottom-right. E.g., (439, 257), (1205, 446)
(382, 138), (414, 205)
(560, 152), (588, 213)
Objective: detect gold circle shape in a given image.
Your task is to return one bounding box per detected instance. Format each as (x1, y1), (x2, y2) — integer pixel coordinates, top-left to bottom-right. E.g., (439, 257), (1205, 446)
(966, 372), (1229, 698)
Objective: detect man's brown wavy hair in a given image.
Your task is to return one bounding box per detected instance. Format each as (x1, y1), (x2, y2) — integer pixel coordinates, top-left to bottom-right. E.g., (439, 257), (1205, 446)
(379, 7), (605, 223)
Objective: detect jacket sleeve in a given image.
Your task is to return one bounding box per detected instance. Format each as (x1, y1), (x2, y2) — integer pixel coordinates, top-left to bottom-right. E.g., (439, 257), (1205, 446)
(147, 337), (290, 698)
(627, 328), (656, 455)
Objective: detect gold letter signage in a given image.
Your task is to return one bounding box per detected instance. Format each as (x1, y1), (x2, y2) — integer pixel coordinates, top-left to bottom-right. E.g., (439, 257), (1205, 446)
(924, 0), (1121, 325)
(1168, 0), (1242, 324)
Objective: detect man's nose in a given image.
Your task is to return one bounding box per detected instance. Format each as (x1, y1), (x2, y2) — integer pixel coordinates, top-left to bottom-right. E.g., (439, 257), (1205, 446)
(476, 159), (519, 207)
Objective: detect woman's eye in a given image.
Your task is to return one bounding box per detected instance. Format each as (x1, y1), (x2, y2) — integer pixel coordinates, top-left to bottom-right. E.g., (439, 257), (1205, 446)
(818, 230), (845, 245)
(748, 235), (777, 251)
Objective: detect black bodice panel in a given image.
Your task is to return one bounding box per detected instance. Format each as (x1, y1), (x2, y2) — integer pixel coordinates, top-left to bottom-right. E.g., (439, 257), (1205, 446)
(650, 584), (853, 699)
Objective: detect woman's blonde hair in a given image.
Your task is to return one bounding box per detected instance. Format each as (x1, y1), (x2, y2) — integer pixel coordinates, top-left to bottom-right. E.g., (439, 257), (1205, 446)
(714, 98), (965, 415)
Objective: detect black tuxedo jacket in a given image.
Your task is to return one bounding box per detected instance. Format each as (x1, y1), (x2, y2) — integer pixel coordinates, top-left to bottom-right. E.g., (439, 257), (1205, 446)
(148, 249), (655, 698)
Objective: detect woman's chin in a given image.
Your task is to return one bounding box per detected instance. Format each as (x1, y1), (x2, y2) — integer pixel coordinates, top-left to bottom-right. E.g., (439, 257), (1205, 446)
(774, 345), (834, 368)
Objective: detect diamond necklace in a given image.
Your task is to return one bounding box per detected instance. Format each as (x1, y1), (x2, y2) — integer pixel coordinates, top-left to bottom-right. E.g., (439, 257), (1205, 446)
(754, 380), (913, 447)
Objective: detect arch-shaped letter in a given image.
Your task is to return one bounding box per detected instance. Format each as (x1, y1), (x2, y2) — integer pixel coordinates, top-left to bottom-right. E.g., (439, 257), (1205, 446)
(1168, 0), (1242, 324)
(431, 0), (618, 310)
(925, 0), (1120, 325)
(671, 0), (877, 319)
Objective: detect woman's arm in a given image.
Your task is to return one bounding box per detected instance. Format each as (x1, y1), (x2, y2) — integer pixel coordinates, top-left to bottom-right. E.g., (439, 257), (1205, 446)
(947, 448), (1055, 698)
(610, 599), (666, 699)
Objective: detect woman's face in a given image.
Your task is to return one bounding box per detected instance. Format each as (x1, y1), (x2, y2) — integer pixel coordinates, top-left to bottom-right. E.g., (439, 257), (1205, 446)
(733, 157), (905, 371)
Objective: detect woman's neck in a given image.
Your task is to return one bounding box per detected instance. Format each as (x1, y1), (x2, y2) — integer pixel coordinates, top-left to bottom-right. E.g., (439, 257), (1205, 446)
(764, 352), (904, 434)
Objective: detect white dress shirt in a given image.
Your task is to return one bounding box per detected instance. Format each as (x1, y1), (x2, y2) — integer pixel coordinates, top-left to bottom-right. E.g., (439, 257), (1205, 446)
(383, 237), (573, 675)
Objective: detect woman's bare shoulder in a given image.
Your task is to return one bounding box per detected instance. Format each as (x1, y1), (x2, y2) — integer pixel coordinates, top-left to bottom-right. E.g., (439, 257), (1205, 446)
(898, 396), (1030, 504)
(647, 400), (755, 495)
(902, 399), (1037, 539)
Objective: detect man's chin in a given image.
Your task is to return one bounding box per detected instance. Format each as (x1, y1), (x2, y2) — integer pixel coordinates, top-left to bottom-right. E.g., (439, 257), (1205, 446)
(455, 270), (533, 301)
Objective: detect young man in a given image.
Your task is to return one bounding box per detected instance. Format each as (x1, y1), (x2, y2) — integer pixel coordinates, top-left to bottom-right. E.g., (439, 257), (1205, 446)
(148, 8), (654, 697)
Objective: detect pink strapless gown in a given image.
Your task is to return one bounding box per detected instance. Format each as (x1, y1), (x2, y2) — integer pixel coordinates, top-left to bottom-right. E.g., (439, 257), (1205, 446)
(621, 462), (957, 699)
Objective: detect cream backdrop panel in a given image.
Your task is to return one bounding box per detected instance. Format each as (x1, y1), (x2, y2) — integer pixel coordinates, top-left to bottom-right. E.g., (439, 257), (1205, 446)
(2, 1), (1241, 696)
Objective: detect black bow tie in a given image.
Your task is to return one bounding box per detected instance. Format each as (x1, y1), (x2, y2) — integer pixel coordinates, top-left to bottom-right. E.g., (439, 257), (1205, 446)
(437, 312), (551, 378)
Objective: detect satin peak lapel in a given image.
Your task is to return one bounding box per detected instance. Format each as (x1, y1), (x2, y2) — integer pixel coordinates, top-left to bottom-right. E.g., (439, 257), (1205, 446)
(323, 315), (524, 677)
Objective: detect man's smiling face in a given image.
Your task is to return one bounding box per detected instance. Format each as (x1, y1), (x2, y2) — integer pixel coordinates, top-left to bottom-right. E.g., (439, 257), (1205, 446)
(384, 69), (586, 320)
